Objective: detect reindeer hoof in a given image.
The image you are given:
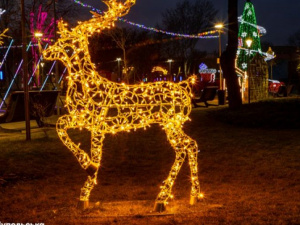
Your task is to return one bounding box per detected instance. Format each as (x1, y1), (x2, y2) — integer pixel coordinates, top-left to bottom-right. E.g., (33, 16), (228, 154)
(190, 195), (198, 205)
(77, 200), (100, 210)
(154, 202), (166, 212)
(85, 162), (98, 176)
(77, 200), (90, 210)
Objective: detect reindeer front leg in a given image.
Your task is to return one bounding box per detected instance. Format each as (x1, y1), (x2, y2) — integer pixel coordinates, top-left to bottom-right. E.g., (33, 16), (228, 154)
(56, 115), (100, 208)
(56, 115), (93, 169)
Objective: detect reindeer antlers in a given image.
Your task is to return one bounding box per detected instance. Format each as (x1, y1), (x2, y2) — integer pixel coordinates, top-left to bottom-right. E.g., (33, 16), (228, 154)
(102, 0), (136, 18)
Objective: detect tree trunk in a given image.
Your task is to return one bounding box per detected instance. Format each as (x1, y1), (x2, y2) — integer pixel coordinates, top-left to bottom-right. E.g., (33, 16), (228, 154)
(220, 0), (242, 110)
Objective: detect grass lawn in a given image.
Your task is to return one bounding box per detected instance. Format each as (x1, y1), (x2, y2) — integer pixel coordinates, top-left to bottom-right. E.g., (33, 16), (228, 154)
(0, 98), (299, 224)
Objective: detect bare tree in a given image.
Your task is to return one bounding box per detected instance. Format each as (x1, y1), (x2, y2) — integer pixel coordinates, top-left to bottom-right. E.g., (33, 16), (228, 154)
(104, 27), (140, 83)
(289, 29), (300, 47)
(0, 0), (21, 38)
(0, 0), (80, 41)
(106, 27), (129, 82)
(89, 27), (157, 83)
(159, 0), (217, 77)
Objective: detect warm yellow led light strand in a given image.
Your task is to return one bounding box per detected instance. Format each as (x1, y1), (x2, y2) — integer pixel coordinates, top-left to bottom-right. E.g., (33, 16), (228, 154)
(43, 0), (202, 211)
(0, 28), (9, 45)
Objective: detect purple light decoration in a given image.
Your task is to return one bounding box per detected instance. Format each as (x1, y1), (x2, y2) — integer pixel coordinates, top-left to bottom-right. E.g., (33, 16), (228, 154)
(30, 4), (55, 87)
(199, 63), (208, 70)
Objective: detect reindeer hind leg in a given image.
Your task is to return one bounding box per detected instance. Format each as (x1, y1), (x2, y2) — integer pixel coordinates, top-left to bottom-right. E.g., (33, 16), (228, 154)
(185, 135), (201, 205)
(166, 124), (201, 205)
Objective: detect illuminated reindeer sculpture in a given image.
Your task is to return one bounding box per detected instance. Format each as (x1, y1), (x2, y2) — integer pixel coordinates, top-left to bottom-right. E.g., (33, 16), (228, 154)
(43, 0), (202, 212)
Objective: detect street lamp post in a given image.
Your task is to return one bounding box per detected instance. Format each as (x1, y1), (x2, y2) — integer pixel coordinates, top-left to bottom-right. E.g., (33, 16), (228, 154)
(167, 59), (173, 81)
(21, 0), (30, 140)
(215, 23), (226, 105)
(215, 23), (224, 90)
(246, 38), (253, 104)
(40, 62), (44, 86)
(34, 32), (43, 87)
(266, 47), (275, 80)
(116, 58), (121, 82)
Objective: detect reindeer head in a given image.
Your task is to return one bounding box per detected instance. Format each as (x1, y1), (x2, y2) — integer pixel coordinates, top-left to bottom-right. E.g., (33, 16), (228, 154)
(43, 0), (136, 68)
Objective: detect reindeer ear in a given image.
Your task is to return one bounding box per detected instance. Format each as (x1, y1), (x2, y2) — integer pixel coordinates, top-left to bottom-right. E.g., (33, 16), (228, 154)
(57, 20), (66, 32)
(90, 11), (101, 18)
(102, 0), (111, 9)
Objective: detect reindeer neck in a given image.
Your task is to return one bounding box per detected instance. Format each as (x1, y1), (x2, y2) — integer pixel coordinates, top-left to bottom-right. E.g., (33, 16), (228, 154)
(66, 31), (94, 74)
(51, 0), (137, 85)
(67, 46), (108, 89)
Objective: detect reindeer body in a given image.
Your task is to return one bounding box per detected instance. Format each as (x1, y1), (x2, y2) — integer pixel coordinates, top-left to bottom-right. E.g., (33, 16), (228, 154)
(67, 76), (193, 131)
(44, 0), (201, 211)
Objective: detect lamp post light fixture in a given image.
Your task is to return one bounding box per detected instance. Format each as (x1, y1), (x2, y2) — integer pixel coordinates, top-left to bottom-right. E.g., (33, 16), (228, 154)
(214, 23), (224, 90)
(116, 57), (121, 82)
(34, 32), (43, 38)
(246, 38), (253, 49)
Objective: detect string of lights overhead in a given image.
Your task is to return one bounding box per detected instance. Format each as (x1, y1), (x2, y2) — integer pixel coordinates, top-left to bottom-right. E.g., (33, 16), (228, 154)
(92, 36), (196, 51)
(73, 0), (219, 39)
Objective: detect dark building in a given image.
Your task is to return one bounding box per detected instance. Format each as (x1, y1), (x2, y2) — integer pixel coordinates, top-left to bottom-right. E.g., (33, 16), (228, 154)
(269, 46), (300, 94)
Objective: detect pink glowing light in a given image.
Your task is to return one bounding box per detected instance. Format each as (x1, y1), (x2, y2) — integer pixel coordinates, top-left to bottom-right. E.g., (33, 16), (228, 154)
(30, 5), (56, 87)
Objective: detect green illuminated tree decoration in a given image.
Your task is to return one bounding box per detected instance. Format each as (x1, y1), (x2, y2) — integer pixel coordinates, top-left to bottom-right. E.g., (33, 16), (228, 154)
(237, 0), (262, 71)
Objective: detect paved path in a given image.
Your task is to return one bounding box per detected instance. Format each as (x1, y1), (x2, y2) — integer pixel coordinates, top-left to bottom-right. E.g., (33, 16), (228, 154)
(0, 116), (58, 141)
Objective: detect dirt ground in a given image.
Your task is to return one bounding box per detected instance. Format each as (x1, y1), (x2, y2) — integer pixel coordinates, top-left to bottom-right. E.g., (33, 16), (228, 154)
(0, 102), (299, 224)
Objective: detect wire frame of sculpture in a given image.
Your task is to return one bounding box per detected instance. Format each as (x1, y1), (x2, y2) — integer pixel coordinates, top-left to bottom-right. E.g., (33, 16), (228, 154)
(43, 0), (202, 211)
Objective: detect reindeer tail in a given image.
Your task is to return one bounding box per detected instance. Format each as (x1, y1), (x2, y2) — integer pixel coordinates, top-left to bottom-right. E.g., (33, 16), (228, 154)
(179, 75), (198, 99)
(179, 75), (198, 87)
(187, 75), (198, 85)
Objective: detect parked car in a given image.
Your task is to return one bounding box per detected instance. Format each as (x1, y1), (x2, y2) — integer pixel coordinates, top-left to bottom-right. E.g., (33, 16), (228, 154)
(268, 79), (287, 97)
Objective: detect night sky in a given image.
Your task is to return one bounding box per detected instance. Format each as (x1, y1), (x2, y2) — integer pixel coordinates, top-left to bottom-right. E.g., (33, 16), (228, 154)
(84, 0), (300, 51)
